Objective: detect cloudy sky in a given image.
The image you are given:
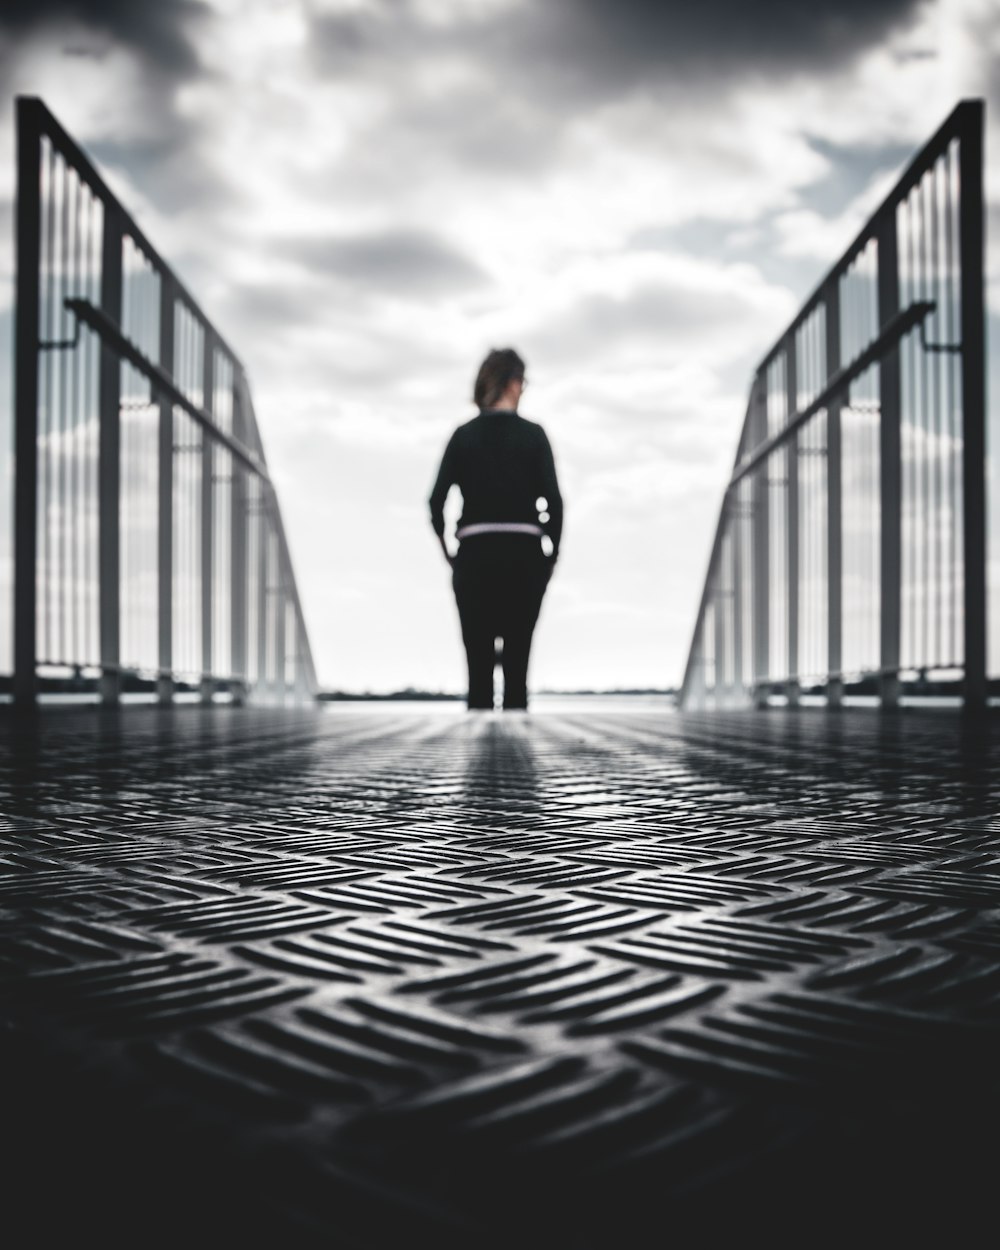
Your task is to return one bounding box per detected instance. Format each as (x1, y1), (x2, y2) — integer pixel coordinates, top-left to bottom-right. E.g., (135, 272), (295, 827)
(1, 0), (999, 693)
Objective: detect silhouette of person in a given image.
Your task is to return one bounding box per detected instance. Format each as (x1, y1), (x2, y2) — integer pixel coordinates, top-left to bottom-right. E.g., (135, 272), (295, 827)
(429, 348), (563, 711)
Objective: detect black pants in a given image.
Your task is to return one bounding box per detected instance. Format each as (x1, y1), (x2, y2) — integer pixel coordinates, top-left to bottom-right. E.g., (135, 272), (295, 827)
(452, 536), (550, 710)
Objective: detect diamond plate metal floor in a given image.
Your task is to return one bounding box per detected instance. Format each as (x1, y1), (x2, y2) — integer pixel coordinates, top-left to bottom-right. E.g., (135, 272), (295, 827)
(3, 705), (999, 1246)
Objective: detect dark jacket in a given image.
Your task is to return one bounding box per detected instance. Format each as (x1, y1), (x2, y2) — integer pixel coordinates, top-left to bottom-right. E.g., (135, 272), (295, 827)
(429, 408), (563, 558)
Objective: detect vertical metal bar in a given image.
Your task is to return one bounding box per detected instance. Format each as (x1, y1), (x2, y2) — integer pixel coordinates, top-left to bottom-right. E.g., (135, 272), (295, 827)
(70, 169), (83, 671)
(919, 173), (931, 674)
(710, 546), (722, 702)
(41, 145), (56, 666)
(678, 500), (727, 710)
(157, 276), (175, 704)
(231, 374), (247, 702)
(786, 338), (800, 706)
(200, 331), (214, 703)
(909, 192), (922, 670)
(293, 613), (303, 703)
(958, 102), (986, 709)
(732, 494), (743, 697)
(876, 207), (902, 707)
(900, 194), (913, 671)
(120, 239), (129, 671)
(752, 375), (769, 705)
(825, 279), (844, 706)
(945, 140), (959, 666)
(275, 558), (287, 704)
(804, 326), (812, 684)
(180, 312), (189, 680)
(932, 159), (944, 669)
(83, 187), (97, 665)
(58, 161), (71, 666)
(745, 478), (753, 699)
(98, 203), (123, 704)
(181, 313), (191, 678)
(257, 505), (269, 700)
(13, 100), (43, 706)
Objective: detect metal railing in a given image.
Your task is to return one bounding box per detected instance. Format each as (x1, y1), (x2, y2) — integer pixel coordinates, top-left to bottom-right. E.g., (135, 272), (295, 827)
(680, 100), (987, 711)
(12, 97), (317, 706)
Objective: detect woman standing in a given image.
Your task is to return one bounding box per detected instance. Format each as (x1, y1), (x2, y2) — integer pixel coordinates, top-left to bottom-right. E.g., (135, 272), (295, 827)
(429, 348), (563, 711)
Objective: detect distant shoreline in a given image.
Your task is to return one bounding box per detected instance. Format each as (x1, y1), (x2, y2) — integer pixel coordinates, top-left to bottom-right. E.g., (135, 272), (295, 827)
(316, 689), (677, 702)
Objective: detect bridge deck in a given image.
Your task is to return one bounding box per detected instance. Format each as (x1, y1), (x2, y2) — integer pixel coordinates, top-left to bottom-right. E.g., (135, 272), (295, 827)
(3, 705), (999, 1245)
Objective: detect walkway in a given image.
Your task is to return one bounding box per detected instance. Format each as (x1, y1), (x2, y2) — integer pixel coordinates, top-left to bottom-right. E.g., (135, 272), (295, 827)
(3, 705), (999, 1245)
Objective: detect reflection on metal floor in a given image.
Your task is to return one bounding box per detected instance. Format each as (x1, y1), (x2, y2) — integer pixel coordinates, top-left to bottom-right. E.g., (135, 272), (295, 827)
(3, 705), (999, 1246)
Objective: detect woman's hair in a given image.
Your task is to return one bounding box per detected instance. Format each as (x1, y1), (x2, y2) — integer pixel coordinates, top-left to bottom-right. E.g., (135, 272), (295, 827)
(473, 347), (525, 410)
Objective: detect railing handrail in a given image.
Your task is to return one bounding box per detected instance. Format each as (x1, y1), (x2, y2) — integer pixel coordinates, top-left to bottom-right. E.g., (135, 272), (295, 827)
(18, 96), (244, 369)
(728, 301), (935, 489)
(754, 100), (981, 374)
(13, 96), (318, 705)
(63, 298), (271, 480)
(679, 99), (986, 711)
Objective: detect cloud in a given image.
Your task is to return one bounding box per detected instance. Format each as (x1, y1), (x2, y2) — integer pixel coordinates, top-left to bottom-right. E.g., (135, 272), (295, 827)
(540, 0), (928, 80)
(520, 250), (794, 382)
(308, 0), (929, 113)
(772, 161), (906, 263)
(798, 134), (917, 216)
(278, 227), (490, 298)
(532, 272), (788, 365)
(0, 11), (222, 245)
(0, 0), (206, 76)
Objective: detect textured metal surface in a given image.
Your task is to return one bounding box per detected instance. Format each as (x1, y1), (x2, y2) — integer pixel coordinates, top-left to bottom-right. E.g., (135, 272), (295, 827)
(3, 705), (1000, 1245)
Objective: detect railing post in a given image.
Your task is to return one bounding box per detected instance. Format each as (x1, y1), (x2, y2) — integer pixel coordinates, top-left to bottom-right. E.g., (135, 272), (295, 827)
(825, 279), (844, 707)
(877, 208), (902, 708)
(751, 376), (770, 706)
(200, 334), (215, 704)
(959, 102), (987, 710)
(786, 339), (800, 706)
(157, 277), (175, 705)
(231, 375), (247, 703)
(98, 204), (123, 706)
(13, 100), (42, 709)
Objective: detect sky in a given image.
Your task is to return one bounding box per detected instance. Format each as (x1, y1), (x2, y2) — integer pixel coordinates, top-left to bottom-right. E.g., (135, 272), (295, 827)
(1, 0), (999, 693)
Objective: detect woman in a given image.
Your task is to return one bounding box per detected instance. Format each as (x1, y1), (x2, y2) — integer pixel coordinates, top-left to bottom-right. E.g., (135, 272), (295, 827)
(429, 348), (563, 710)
